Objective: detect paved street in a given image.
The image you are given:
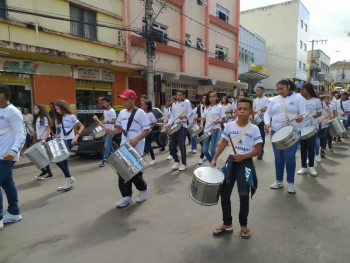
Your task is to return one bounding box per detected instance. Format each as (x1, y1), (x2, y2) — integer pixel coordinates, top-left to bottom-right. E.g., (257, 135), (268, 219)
(1, 139), (350, 263)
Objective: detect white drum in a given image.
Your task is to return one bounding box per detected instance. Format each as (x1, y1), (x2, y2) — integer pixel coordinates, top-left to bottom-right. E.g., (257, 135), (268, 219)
(271, 125), (300, 150)
(301, 125), (318, 140)
(44, 138), (71, 163)
(24, 143), (50, 169)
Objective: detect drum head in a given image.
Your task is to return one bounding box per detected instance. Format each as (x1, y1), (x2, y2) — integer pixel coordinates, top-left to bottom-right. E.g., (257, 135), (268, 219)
(301, 126), (316, 137)
(272, 126), (294, 142)
(194, 166), (224, 184)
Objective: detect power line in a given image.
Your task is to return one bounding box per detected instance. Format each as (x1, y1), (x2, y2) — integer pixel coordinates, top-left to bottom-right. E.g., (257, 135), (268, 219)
(128, 7), (145, 27)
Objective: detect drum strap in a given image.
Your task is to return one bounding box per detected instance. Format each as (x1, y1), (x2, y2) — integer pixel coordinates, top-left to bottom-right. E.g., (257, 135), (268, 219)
(340, 100), (345, 113)
(61, 120), (73, 137)
(122, 107), (138, 138)
(0, 126), (12, 136)
(279, 96), (296, 121)
(256, 98), (261, 111)
(208, 106), (214, 123)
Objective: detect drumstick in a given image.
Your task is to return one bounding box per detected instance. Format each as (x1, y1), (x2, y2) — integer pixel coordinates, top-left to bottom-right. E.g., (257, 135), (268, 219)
(228, 134), (237, 155)
(93, 115), (107, 129)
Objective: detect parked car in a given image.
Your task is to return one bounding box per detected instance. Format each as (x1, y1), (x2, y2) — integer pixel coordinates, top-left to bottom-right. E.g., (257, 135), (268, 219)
(72, 108), (166, 157)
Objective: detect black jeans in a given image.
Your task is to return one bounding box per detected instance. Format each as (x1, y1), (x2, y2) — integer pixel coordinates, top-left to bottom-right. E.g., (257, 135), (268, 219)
(56, 139), (73, 178)
(40, 138), (51, 174)
(118, 172), (147, 197)
(327, 132), (333, 148)
(258, 122), (265, 152)
(300, 133), (316, 168)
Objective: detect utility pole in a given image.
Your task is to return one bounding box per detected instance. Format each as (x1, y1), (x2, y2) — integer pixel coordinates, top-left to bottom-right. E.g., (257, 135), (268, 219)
(308, 39), (327, 84)
(341, 59), (345, 88)
(145, 0), (155, 105)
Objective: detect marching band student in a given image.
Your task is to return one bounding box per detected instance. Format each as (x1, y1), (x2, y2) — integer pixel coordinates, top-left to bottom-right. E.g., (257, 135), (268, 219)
(239, 91), (249, 99)
(99, 97), (117, 167)
(165, 96), (177, 160)
(22, 107), (34, 153)
(159, 99), (171, 152)
(210, 98), (262, 238)
(54, 100), (84, 191)
(327, 93), (338, 149)
(200, 91), (226, 163)
(253, 87), (270, 160)
(105, 90), (150, 207)
(166, 90), (193, 171)
(297, 83), (322, 176)
(319, 96), (332, 158)
(188, 100), (198, 154)
(0, 85), (26, 230)
(197, 94), (207, 164)
(264, 79), (307, 194)
(222, 96), (233, 123)
(142, 100), (157, 166)
(336, 92), (350, 141)
(33, 104), (54, 180)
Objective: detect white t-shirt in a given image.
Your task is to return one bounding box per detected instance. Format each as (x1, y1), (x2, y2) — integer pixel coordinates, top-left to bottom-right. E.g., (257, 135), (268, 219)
(337, 100), (350, 120)
(222, 104), (233, 118)
(146, 112), (157, 127)
(264, 93), (307, 131)
(36, 116), (49, 140)
(303, 97), (322, 127)
(203, 104), (225, 132)
(189, 107), (198, 123)
(167, 100), (193, 128)
(253, 96), (270, 118)
(104, 108), (117, 129)
(23, 113), (34, 134)
(221, 120), (263, 155)
(163, 107), (170, 122)
(116, 109), (150, 154)
(60, 114), (79, 140)
(0, 104), (26, 162)
(320, 102), (331, 127)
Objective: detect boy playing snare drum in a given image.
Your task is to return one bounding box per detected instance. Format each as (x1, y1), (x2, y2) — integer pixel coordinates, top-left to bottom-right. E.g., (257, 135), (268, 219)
(211, 98), (262, 239)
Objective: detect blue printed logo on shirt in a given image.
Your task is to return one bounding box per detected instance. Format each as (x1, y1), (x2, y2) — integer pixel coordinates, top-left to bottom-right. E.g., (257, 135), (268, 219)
(0, 115), (5, 120)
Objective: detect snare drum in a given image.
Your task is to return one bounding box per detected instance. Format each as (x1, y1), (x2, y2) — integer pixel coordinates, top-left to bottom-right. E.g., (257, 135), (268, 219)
(166, 122), (183, 136)
(92, 125), (105, 138)
(188, 122), (203, 137)
(197, 128), (219, 143)
(301, 125), (319, 140)
(271, 125), (300, 150)
(24, 143), (51, 169)
(107, 142), (148, 182)
(329, 118), (346, 136)
(45, 138), (71, 163)
(251, 113), (264, 126)
(190, 166), (225, 206)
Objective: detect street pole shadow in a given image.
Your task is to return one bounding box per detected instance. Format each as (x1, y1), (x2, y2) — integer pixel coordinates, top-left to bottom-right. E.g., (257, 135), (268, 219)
(16, 180), (43, 191)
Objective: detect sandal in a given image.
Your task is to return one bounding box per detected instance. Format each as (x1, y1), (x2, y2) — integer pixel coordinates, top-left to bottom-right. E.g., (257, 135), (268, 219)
(241, 228), (251, 239)
(213, 226), (233, 236)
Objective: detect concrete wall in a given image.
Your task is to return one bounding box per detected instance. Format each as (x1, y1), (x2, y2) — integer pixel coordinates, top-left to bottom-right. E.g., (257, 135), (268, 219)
(295, 1), (309, 81)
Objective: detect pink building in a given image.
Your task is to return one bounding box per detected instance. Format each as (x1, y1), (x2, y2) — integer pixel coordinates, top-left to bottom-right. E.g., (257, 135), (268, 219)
(124, 0), (246, 103)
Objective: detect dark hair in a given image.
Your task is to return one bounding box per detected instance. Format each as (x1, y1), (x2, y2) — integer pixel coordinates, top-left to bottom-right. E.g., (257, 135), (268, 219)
(237, 98), (253, 109)
(190, 100), (196, 107)
(205, 91), (218, 107)
(141, 95), (147, 99)
(276, 79), (296, 92)
(222, 96), (229, 105)
(256, 86), (264, 91)
(239, 91), (249, 97)
(177, 89), (186, 96)
(34, 104), (53, 127)
(142, 100), (153, 113)
(195, 99), (201, 105)
(49, 102), (55, 106)
(102, 97), (111, 102)
(54, 99), (74, 124)
(0, 84), (11, 100)
(301, 83), (318, 98)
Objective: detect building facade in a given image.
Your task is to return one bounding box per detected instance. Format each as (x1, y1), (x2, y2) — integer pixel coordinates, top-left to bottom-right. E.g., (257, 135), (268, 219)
(307, 49), (333, 92)
(240, 0), (310, 91)
(331, 61), (350, 90)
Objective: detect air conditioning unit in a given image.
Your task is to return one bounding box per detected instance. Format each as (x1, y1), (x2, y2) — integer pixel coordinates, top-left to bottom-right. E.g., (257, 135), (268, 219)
(185, 35), (194, 46)
(197, 0), (207, 6)
(197, 40), (206, 50)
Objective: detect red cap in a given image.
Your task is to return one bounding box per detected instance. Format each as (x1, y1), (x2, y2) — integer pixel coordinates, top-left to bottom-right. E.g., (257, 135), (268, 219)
(118, 90), (137, 99)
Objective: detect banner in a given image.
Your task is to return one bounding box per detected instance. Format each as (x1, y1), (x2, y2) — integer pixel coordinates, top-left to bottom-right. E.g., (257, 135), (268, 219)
(74, 66), (115, 82)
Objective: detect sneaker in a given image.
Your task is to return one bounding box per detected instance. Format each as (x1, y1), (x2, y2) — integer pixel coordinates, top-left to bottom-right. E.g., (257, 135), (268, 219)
(167, 155), (173, 160)
(0, 220), (3, 231)
(320, 151), (325, 158)
(188, 149), (193, 153)
(179, 164), (187, 171)
(315, 155), (321, 163)
(333, 137), (337, 142)
(297, 168), (308, 175)
(159, 148), (165, 152)
(41, 173), (53, 180)
(57, 177), (76, 191)
(309, 167), (317, 177)
(149, 160), (156, 166)
(198, 158), (203, 164)
(172, 162), (181, 170)
(36, 171), (46, 179)
(203, 156), (208, 162)
(99, 160), (107, 167)
(116, 196), (134, 208)
(193, 150), (197, 154)
(328, 146), (333, 151)
(337, 138), (342, 142)
(257, 154), (262, 160)
(137, 187), (150, 203)
(3, 213), (22, 224)
(270, 181), (284, 189)
(287, 183), (296, 194)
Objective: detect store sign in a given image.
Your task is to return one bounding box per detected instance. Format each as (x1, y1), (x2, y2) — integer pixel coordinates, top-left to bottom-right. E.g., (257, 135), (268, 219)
(76, 110), (105, 114)
(74, 66), (115, 82)
(0, 57), (72, 77)
(312, 80), (320, 86)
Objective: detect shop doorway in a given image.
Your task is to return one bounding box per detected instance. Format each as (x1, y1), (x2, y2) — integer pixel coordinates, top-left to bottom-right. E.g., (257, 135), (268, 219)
(7, 85), (33, 113)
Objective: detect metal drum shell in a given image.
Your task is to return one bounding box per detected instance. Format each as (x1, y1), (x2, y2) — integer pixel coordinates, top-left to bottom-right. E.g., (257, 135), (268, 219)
(24, 143), (50, 169)
(92, 126), (105, 138)
(301, 125), (319, 140)
(197, 128), (219, 143)
(329, 118), (346, 136)
(271, 125), (300, 150)
(251, 113), (264, 126)
(188, 123), (203, 137)
(190, 166), (225, 206)
(107, 142), (148, 183)
(166, 122), (183, 136)
(44, 138), (71, 163)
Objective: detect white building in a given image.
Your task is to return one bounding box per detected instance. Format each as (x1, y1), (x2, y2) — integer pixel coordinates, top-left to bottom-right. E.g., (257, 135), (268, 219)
(331, 61), (350, 90)
(238, 26), (271, 93)
(240, 0), (310, 92)
(307, 49), (333, 92)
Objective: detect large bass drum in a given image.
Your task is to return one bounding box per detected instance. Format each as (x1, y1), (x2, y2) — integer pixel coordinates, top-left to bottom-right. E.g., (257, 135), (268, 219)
(24, 143), (51, 169)
(190, 166), (225, 206)
(44, 138), (71, 163)
(107, 142), (148, 183)
(271, 125), (300, 150)
(329, 118), (346, 136)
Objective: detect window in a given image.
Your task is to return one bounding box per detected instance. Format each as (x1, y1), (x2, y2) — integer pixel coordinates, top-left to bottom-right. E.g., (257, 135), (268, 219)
(0, 0), (6, 19)
(185, 34), (194, 46)
(240, 47), (244, 61)
(197, 38), (206, 50)
(305, 24), (307, 32)
(299, 61), (302, 69)
(216, 5), (228, 22)
(215, 45), (228, 61)
(142, 20), (168, 44)
(70, 5), (97, 40)
(300, 41), (303, 49)
(301, 20), (303, 28)
(197, 0), (207, 6)
(245, 49), (248, 62)
(303, 63), (306, 70)
(304, 44), (307, 51)
(251, 53), (254, 63)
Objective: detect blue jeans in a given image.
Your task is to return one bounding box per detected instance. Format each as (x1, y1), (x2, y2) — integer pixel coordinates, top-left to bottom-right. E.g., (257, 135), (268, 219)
(320, 127), (330, 149)
(145, 131), (155, 160)
(314, 124), (322, 156)
(103, 134), (115, 160)
(271, 130), (300, 183)
(202, 129), (221, 163)
(191, 136), (197, 150)
(346, 115), (350, 131)
(0, 160), (20, 221)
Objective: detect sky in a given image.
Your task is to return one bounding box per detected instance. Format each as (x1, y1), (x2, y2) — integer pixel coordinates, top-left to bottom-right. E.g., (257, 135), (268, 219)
(240, 0), (350, 64)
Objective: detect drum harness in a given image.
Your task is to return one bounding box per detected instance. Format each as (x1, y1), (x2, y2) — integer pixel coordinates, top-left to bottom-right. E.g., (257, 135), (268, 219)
(121, 107), (138, 140)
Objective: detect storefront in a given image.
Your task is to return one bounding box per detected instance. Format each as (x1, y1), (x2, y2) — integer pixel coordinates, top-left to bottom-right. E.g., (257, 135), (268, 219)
(73, 66), (116, 128)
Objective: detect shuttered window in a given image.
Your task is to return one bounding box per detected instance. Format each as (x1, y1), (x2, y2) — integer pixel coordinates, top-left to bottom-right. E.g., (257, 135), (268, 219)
(0, 0), (6, 19)
(70, 4), (97, 41)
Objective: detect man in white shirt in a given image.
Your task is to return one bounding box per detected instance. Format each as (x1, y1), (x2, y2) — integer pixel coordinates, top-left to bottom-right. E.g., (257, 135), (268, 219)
(99, 97), (117, 167)
(253, 87), (270, 160)
(22, 107), (34, 151)
(166, 90), (193, 171)
(0, 85), (26, 230)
